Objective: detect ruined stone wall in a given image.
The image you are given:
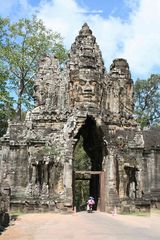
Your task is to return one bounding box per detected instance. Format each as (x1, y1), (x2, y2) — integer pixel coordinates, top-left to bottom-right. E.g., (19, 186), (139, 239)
(34, 56), (69, 110)
(107, 58), (133, 115)
(0, 55), (72, 211)
(0, 23), (160, 212)
(142, 128), (160, 201)
(141, 151), (157, 197)
(0, 187), (10, 228)
(100, 125), (145, 211)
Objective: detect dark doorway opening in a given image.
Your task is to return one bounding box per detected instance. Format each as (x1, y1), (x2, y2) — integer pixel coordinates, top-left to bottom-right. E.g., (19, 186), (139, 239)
(73, 116), (104, 211)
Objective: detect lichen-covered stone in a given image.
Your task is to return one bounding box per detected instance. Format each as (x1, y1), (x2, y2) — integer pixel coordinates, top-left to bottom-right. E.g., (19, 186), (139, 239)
(0, 24), (160, 212)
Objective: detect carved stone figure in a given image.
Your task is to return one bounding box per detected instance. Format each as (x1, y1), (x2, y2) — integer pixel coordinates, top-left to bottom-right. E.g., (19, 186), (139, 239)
(0, 23), (160, 213)
(69, 23), (104, 109)
(124, 166), (139, 199)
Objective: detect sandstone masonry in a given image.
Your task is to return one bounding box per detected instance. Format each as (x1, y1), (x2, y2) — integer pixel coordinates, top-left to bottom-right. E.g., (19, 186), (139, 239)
(0, 24), (160, 213)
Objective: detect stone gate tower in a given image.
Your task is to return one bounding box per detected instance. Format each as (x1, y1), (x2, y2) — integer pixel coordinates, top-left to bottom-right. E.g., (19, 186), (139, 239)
(0, 24), (160, 212)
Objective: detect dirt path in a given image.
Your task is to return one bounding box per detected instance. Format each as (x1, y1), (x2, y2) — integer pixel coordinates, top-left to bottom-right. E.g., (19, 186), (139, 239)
(0, 211), (159, 240)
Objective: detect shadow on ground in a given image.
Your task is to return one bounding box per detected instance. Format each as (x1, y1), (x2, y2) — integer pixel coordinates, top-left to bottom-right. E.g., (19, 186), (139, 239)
(0, 212), (12, 235)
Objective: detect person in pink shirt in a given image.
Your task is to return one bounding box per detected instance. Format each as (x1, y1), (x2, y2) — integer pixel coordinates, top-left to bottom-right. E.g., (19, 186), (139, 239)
(87, 197), (95, 212)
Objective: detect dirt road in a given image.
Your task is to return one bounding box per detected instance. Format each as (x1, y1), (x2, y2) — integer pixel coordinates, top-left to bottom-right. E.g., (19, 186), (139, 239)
(0, 211), (159, 240)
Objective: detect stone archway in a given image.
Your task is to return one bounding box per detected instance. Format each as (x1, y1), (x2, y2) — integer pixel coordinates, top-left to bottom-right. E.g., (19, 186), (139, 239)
(72, 116), (105, 211)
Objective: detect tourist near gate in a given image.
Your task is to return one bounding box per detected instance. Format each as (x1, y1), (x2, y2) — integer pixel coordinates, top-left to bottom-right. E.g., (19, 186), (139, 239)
(73, 171), (106, 212)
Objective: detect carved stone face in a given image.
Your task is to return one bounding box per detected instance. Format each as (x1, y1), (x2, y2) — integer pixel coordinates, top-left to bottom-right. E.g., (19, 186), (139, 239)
(33, 81), (46, 106)
(71, 78), (100, 108)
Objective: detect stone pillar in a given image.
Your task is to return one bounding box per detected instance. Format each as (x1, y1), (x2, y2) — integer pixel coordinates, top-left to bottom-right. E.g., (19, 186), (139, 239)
(107, 148), (119, 208)
(155, 151), (160, 189)
(32, 165), (37, 184)
(135, 150), (143, 198)
(119, 160), (126, 198)
(108, 151), (116, 188)
(150, 150), (155, 189)
(147, 154), (152, 193)
(103, 155), (110, 208)
(142, 157), (149, 193)
(0, 145), (10, 182)
(43, 163), (48, 184)
(63, 140), (74, 206)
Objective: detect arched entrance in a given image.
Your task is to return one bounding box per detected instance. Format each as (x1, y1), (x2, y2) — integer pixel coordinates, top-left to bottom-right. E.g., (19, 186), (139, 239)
(72, 116), (106, 211)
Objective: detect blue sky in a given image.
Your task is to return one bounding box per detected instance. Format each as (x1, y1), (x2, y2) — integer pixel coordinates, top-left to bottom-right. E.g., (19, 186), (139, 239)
(76, 0), (135, 19)
(1, 0), (160, 80)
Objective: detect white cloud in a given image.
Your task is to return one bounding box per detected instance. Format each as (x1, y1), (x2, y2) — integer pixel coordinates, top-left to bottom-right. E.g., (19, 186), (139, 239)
(36, 0), (128, 72)
(35, 0), (160, 79)
(36, 0), (87, 47)
(2, 0), (160, 79)
(0, 0), (34, 20)
(121, 0), (160, 78)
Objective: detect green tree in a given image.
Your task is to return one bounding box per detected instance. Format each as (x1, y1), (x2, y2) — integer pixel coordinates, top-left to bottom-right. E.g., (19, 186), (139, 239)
(134, 74), (160, 128)
(74, 136), (91, 171)
(74, 136), (91, 210)
(0, 16), (68, 118)
(0, 65), (15, 136)
(0, 18), (12, 136)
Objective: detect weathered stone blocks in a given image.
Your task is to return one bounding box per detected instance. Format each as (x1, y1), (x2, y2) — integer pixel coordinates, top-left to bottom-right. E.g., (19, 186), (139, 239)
(0, 23), (160, 212)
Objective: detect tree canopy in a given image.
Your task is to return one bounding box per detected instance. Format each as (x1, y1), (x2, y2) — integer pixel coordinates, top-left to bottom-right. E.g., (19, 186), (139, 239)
(0, 63), (15, 136)
(0, 16), (68, 119)
(134, 74), (160, 128)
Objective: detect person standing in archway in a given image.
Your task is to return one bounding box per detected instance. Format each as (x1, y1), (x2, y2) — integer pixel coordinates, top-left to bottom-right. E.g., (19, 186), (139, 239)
(87, 196), (95, 213)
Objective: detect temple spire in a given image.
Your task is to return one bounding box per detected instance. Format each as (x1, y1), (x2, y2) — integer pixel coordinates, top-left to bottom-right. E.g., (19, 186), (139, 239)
(68, 24), (105, 109)
(79, 23), (92, 35)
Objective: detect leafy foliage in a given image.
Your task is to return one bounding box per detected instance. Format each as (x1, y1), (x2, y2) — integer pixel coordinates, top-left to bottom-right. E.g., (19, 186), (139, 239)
(0, 91), (15, 137)
(134, 74), (160, 128)
(0, 16), (68, 118)
(75, 180), (89, 211)
(0, 62), (15, 136)
(74, 136), (91, 210)
(74, 136), (91, 171)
